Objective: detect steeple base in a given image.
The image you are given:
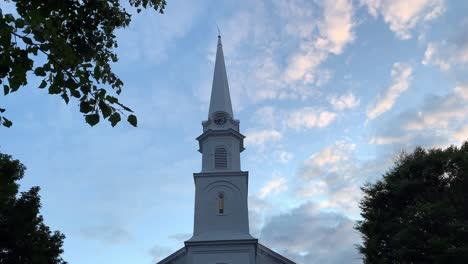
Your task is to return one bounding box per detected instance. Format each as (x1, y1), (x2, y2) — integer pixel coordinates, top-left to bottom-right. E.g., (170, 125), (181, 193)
(185, 239), (258, 264)
(156, 241), (297, 264)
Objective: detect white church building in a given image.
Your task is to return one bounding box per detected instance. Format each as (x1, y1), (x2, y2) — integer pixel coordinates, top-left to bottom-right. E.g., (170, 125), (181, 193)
(157, 36), (296, 264)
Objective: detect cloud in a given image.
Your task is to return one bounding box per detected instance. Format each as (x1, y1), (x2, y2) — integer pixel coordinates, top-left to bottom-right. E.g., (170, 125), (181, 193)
(404, 86), (468, 131)
(216, 0), (356, 105)
(297, 179), (328, 198)
(422, 26), (468, 71)
(369, 85), (468, 148)
(168, 233), (191, 243)
(296, 141), (368, 217)
(302, 141), (356, 173)
(361, 0), (445, 39)
(80, 225), (132, 244)
(367, 63), (413, 120)
(453, 125), (468, 143)
(253, 106), (277, 128)
(116, 0), (203, 63)
(454, 85), (468, 101)
(149, 244), (174, 263)
(276, 151), (294, 163)
(284, 46), (329, 85)
(286, 108), (337, 130)
(284, 0), (355, 85)
(319, 0), (356, 54)
(369, 134), (412, 145)
(253, 106), (338, 131)
(259, 202), (361, 264)
(245, 129), (283, 146)
(258, 177), (288, 199)
(329, 92), (360, 111)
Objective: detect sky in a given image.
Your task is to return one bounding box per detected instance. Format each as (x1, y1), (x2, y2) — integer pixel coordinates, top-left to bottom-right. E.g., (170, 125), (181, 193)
(1, 0), (468, 263)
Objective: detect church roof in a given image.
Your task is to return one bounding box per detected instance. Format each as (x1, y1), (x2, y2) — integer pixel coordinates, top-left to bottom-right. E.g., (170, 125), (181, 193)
(208, 35), (234, 118)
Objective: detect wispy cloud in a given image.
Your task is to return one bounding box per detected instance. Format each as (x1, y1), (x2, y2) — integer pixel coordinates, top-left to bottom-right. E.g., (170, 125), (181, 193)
(286, 108), (337, 130)
(80, 225), (132, 244)
(252, 106), (338, 131)
(275, 151), (294, 164)
(361, 0), (445, 39)
(319, 0), (356, 54)
(404, 86), (468, 131)
(149, 244), (174, 263)
(367, 62), (413, 120)
(369, 85), (468, 148)
(302, 141), (356, 171)
(329, 92), (360, 111)
(422, 25), (468, 71)
(258, 177), (288, 199)
(284, 0), (355, 85)
(245, 129), (283, 146)
(259, 202), (361, 264)
(116, 0), (203, 63)
(453, 124), (468, 143)
(216, 0), (356, 105)
(369, 134), (412, 145)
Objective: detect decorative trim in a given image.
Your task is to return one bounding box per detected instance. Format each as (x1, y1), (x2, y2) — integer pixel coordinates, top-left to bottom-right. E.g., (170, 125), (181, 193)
(196, 129), (245, 153)
(194, 171), (248, 177)
(185, 238), (258, 247)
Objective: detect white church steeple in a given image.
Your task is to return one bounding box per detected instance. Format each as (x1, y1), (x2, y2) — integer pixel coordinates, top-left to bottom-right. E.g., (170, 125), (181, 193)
(189, 35), (251, 242)
(157, 34), (296, 264)
(197, 35), (244, 173)
(208, 35), (234, 118)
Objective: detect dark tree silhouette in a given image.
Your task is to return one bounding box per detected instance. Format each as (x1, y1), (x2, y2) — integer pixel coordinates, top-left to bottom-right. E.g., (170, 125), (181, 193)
(356, 142), (468, 263)
(0, 0), (167, 127)
(0, 152), (67, 264)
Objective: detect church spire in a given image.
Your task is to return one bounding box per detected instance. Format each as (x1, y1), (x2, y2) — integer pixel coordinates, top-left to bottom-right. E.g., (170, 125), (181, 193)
(208, 35), (233, 118)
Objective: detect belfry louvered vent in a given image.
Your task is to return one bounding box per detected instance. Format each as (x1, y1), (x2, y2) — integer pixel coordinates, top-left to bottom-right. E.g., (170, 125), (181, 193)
(215, 147), (227, 168)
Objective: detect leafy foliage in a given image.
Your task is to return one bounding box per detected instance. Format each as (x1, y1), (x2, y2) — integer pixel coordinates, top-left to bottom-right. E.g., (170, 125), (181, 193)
(356, 142), (468, 263)
(0, 152), (67, 263)
(0, 0), (167, 127)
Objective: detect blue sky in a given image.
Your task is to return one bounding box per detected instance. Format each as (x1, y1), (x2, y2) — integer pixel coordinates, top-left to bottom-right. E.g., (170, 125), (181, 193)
(1, 0), (468, 263)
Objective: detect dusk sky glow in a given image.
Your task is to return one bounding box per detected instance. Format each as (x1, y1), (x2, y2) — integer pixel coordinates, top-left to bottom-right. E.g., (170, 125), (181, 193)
(1, 0), (468, 263)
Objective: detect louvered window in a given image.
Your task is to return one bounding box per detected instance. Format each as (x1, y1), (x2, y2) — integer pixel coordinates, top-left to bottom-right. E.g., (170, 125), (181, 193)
(215, 147), (227, 168)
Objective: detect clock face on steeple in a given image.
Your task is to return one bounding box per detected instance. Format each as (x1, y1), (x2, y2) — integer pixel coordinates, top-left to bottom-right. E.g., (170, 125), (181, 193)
(213, 112), (228, 126)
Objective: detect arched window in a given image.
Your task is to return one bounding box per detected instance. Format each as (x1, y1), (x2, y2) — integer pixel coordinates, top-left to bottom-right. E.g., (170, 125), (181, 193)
(218, 192), (224, 214)
(214, 146), (227, 169)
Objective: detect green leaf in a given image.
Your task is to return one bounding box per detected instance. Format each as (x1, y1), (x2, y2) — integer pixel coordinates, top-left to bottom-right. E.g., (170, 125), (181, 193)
(127, 114), (137, 127)
(34, 67), (46, 77)
(15, 18), (25, 28)
(105, 95), (118, 104)
(22, 37), (33, 45)
(61, 93), (69, 104)
(99, 101), (112, 118)
(2, 117), (12, 127)
(85, 114), (100, 126)
(80, 84), (91, 94)
(79, 101), (93, 113)
(48, 85), (61, 94)
(39, 80), (47, 89)
(70, 89), (80, 98)
(93, 66), (101, 79)
(0, 108), (5, 113)
(4, 85), (9, 95)
(109, 112), (121, 127)
(4, 14), (14, 22)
